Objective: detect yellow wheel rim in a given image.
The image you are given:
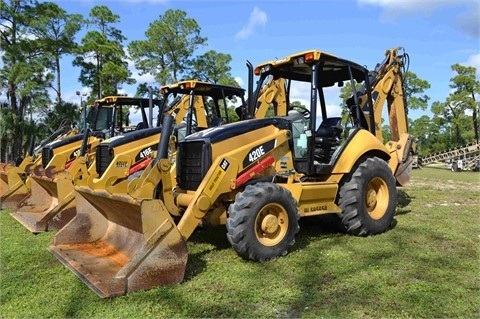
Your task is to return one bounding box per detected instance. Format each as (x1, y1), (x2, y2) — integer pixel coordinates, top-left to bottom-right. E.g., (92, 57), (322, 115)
(254, 203), (289, 246)
(365, 177), (389, 220)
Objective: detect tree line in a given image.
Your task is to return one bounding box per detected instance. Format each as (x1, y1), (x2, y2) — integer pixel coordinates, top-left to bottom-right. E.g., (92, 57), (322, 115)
(1, 0), (479, 163)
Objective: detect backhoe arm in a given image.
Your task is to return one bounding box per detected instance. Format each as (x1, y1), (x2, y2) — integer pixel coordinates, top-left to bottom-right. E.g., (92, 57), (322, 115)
(255, 77), (288, 118)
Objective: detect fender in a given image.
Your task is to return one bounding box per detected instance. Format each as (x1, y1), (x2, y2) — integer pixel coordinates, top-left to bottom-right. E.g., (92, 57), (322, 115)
(331, 129), (390, 174)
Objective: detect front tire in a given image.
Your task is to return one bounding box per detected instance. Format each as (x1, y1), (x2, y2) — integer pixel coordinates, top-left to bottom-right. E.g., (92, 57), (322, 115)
(338, 157), (397, 236)
(226, 182), (300, 262)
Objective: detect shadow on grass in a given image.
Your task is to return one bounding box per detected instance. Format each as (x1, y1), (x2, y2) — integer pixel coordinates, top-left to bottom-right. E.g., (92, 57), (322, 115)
(294, 214), (346, 250)
(396, 189), (413, 216)
(183, 225), (230, 281)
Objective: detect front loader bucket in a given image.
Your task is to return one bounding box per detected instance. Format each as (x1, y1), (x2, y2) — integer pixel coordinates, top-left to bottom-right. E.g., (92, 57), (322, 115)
(49, 187), (188, 298)
(0, 169), (9, 197)
(10, 175), (76, 233)
(0, 169), (30, 210)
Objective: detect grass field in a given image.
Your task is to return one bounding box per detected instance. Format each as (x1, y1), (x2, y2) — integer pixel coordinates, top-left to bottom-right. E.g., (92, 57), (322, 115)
(1, 167), (479, 318)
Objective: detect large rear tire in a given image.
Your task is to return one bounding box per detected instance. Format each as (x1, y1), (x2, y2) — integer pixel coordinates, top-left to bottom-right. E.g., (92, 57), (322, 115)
(226, 182), (300, 262)
(338, 157), (397, 236)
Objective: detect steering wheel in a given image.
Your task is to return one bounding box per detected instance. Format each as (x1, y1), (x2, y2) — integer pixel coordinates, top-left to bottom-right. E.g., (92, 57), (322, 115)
(293, 106), (311, 119)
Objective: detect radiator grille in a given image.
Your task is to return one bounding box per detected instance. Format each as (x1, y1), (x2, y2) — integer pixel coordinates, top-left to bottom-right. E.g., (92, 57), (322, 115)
(41, 147), (54, 168)
(177, 141), (211, 191)
(95, 144), (113, 177)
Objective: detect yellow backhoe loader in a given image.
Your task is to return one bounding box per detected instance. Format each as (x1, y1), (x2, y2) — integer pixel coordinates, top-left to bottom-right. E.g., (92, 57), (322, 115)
(0, 120), (76, 199)
(8, 96), (162, 232)
(89, 81), (247, 196)
(10, 82), (246, 233)
(49, 48), (414, 298)
(0, 104), (104, 210)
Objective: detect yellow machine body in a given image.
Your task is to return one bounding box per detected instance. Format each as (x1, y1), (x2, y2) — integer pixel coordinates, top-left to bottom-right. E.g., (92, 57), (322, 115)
(50, 48), (414, 298)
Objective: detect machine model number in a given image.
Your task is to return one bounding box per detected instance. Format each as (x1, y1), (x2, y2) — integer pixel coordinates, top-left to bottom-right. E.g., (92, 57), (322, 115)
(243, 139), (275, 167)
(71, 149), (81, 159)
(135, 145), (158, 162)
(248, 146), (265, 162)
(138, 146), (153, 159)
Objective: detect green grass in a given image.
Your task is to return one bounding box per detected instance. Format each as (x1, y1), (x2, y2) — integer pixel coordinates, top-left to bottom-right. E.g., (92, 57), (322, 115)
(1, 167), (479, 318)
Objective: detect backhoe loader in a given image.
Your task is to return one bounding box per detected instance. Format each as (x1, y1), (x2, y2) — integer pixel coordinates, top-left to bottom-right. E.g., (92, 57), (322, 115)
(0, 102), (99, 199)
(10, 82), (246, 233)
(0, 120), (76, 199)
(89, 81), (247, 196)
(8, 96), (162, 232)
(0, 105), (104, 210)
(48, 49), (414, 298)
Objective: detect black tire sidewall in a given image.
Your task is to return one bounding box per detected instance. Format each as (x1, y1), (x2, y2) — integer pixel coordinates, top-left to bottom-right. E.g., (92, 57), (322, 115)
(227, 183), (299, 261)
(339, 157), (397, 235)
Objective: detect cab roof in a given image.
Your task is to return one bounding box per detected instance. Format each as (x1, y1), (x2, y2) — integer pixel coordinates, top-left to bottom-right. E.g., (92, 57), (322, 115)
(94, 96), (163, 108)
(160, 80), (245, 99)
(254, 49), (368, 86)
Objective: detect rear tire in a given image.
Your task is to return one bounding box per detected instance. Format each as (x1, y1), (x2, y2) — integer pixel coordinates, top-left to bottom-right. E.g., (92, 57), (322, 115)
(338, 157), (397, 236)
(226, 182), (300, 262)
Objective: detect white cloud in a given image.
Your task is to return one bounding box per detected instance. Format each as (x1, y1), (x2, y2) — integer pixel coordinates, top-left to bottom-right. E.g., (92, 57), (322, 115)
(124, 48), (157, 87)
(234, 76), (244, 88)
(358, 0), (469, 16)
(464, 53), (480, 78)
(358, 0), (479, 37)
(235, 6), (267, 41)
(129, 66), (156, 85)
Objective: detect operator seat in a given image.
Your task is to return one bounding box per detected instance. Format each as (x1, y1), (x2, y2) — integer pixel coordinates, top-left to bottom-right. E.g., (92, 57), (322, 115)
(315, 117), (343, 145)
(314, 117), (343, 164)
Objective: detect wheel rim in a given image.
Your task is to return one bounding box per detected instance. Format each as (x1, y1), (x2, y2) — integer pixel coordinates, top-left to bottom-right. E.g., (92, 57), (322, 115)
(365, 177), (389, 220)
(254, 203), (289, 246)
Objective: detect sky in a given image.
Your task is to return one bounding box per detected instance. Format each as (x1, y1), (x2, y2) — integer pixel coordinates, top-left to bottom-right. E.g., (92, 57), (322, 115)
(50, 0), (480, 122)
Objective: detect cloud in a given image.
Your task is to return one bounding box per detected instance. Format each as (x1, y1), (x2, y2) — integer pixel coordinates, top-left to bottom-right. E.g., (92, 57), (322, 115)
(464, 53), (480, 78)
(234, 76), (244, 88)
(128, 63), (156, 85)
(456, 7), (479, 38)
(124, 48), (157, 87)
(358, 0), (479, 38)
(235, 6), (267, 41)
(358, 0), (455, 16)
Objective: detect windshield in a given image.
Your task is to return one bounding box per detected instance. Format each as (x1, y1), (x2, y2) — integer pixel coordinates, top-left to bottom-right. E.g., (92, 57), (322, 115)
(94, 107), (113, 131)
(78, 106), (97, 130)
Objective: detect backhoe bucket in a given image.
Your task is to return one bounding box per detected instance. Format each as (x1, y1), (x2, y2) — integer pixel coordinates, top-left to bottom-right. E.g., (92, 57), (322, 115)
(10, 175), (76, 233)
(0, 168), (31, 210)
(49, 187), (188, 298)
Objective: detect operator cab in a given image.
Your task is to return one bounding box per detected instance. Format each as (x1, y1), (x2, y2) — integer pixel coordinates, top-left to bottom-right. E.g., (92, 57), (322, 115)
(160, 80), (247, 143)
(252, 50), (375, 176)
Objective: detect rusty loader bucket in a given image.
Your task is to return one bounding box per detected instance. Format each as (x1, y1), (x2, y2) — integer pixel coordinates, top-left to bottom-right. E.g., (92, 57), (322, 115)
(48, 114), (186, 298)
(49, 187), (188, 298)
(10, 173), (76, 233)
(10, 129), (99, 232)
